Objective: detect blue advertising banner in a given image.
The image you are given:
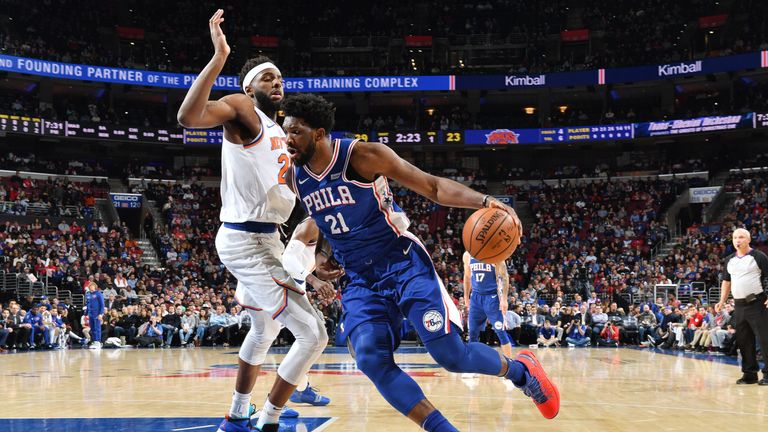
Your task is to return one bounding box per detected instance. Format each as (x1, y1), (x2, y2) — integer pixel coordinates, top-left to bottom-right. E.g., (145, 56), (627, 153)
(456, 70), (597, 89)
(110, 193), (142, 209)
(3, 51), (766, 92)
(0, 54), (452, 92)
(634, 113), (754, 137)
(605, 53), (762, 84)
(283, 76), (453, 92)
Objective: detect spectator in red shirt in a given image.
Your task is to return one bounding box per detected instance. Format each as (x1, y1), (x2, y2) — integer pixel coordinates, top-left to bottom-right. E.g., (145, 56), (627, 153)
(598, 321), (620, 347)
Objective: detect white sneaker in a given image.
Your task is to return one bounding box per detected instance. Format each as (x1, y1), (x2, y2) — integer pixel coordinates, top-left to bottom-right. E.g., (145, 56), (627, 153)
(89, 342), (102, 350)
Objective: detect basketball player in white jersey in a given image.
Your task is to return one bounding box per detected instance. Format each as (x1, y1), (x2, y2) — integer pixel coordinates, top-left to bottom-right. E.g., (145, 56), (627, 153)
(177, 10), (335, 432)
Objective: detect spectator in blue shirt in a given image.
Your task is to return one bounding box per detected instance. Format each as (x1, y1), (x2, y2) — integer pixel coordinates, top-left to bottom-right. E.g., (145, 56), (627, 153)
(537, 320), (559, 347)
(565, 319), (590, 347)
(138, 315), (163, 348)
(504, 304), (522, 346)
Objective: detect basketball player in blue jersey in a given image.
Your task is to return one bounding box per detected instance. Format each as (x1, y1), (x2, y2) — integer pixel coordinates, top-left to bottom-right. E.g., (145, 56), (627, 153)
(463, 252), (513, 359)
(178, 10), (333, 432)
(281, 93), (560, 431)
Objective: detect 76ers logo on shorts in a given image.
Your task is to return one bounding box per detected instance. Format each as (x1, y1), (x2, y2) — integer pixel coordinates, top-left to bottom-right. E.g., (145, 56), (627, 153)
(422, 310), (444, 333)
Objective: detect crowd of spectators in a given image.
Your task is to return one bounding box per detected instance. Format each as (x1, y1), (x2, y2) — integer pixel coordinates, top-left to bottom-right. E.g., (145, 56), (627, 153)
(0, 152), (109, 177)
(0, 172), (106, 218)
(2, 0), (766, 77)
(124, 163), (219, 180)
(0, 158), (762, 356)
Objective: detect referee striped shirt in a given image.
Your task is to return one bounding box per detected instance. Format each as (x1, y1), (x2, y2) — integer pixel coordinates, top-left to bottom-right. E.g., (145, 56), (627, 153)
(722, 249), (768, 299)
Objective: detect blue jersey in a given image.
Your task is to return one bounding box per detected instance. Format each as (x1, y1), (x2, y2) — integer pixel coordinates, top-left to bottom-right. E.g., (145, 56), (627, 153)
(85, 290), (104, 316)
(293, 138), (410, 270)
(23, 312), (43, 327)
(469, 256), (498, 295)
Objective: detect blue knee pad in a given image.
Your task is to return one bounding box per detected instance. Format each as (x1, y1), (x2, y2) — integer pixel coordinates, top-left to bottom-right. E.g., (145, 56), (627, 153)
(424, 325), (504, 375)
(349, 322), (426, 416)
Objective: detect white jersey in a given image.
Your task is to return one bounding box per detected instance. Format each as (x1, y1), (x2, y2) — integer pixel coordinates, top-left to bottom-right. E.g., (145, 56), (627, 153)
(219, 106), (295, 223)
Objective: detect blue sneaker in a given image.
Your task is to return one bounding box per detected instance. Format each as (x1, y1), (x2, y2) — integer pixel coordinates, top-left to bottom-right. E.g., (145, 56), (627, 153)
(216, 416), (252, 432)
(248, 403), (299, 420)
(289, 386), (330, 406)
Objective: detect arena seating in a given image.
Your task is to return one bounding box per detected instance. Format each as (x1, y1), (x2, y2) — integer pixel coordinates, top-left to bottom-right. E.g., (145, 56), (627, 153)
(2, 0), (765, 76)
(0, 160), (758, 352)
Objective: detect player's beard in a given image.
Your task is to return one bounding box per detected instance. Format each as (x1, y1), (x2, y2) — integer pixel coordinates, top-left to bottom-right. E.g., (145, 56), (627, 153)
(252, 89), (281, 117)
(293, 139), (316, 166)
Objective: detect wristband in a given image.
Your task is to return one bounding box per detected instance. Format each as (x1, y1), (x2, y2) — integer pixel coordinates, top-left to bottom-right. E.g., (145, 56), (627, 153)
(482, 195), (490, 207)
(282, 239), (315, 281)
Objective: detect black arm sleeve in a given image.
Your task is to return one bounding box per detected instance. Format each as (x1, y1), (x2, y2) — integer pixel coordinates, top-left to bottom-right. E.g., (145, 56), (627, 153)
(721, 254), (733, 282)
(751, 250), (768, 291)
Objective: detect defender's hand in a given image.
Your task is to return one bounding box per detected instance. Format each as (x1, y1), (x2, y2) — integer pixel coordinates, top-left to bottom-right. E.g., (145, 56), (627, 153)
(209, 9), (231, 57)
(307, 275), (336, 306)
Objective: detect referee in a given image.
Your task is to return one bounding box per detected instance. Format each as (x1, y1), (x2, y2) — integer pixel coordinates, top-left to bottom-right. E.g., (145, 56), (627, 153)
(716, 228), (768, 385)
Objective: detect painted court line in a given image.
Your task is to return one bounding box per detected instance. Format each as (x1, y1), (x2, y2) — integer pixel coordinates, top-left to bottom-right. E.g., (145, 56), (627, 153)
(171, 425), (217, 431)
(312, 417), (338, 432)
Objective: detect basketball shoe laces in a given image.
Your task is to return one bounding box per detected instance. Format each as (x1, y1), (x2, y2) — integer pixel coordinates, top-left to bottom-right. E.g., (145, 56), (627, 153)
(305, 386), (323, 403)
(522, 374), (548, 405)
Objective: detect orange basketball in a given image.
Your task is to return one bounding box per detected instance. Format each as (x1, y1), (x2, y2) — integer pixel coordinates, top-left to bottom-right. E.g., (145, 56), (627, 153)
(462, 207), (520, 263)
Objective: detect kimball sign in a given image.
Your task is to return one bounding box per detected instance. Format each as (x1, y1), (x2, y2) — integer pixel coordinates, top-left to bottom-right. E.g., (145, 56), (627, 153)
(657, 61), (703, 77)
(504, 75), (546, 87)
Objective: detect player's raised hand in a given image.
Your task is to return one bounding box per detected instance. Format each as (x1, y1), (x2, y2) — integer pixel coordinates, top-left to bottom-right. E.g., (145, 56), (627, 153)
(209, 9), (230, 57)
(486, 197), (524, 238)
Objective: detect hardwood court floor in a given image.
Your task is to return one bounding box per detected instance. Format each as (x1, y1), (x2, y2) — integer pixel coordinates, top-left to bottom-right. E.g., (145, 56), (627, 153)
(0, 345), (766, 431)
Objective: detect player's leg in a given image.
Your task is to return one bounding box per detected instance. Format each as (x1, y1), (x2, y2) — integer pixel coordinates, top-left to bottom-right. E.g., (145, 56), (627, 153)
(253, 290), (328, 431)
(215, 227), (296, 432)
(467, 293), (487, 344)
(89, 315), (101, 345)
(401, 238), (560, 419)
(236, 309), (281, 406)
(349, 321), (459, 432)
(484, 295), (513, 358)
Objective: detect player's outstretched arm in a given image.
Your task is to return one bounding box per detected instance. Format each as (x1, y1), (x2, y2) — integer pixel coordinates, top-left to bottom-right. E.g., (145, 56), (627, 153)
(177, 9), (238, 129)
(351, 140), (522, 235)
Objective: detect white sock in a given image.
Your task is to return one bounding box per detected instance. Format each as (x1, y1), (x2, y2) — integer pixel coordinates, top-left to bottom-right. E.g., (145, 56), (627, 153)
(229, 391), (251, 419)
(256, 398), (282, 429)
(296, 375), (309, 392)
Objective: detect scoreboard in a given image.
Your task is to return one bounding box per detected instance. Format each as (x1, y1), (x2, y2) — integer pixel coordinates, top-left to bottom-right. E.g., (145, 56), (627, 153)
(0, 113), (183, 144)
(0, 114), (43, 135)
(540, 124), (633, 143)
(0, 111), (758, 146)
(334, 130), (463, 145)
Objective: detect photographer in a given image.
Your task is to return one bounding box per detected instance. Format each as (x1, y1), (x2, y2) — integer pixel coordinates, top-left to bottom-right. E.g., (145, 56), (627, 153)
(137, 315), (163, 348)
(565, 319), (590, 347)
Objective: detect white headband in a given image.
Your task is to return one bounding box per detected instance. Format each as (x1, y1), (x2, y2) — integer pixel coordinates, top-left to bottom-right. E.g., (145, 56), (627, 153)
(241, 62), (281, 93)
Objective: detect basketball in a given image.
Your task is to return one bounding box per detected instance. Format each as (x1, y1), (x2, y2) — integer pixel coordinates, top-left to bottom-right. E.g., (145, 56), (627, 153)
(462, 208), (520, 263)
